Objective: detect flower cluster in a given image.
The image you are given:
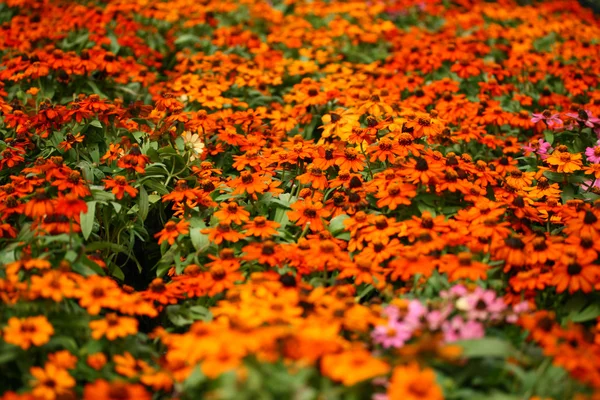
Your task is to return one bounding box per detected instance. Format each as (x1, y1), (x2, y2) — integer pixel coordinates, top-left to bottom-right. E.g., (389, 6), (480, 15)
(373, 285), (528, 348)
(1, 0), (600, 399)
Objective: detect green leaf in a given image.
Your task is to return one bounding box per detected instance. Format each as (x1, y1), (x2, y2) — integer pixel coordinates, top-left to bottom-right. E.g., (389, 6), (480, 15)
(144, 179), (170, 195)
(73, 256), (105, 276)
(85, 241), (128, 253)
(89, 120), (102, 128)
(148, 194), (161, 204)
(570, 303), (600, 323)
(183, 366), (206, 391)
(544, 130), (554, 145)
(138, 185), (149, 221)
(329, 214), (349, 234)
(454, 337), (515, 358)
(0, 346), (19, 364)
(111, 201), (122, 213)
(190, 228), (209, 252)
(90, 186), (115, 202)
(111, 265), (125, 281)
(80, 201), (96, 240)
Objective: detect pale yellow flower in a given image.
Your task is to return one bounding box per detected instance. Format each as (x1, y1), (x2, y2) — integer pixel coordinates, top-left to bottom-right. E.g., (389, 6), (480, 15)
(182, 131), (205, 161)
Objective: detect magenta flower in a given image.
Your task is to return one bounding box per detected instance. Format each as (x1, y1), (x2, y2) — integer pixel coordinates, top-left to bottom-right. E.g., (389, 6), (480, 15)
(566, 109), (600, 129)
(522, 142), (536, 154)
(531, 110), (562, 128)
(536, 139), (553, 160)
(522, 138), (552, 159)
(585, 141), (600, 163)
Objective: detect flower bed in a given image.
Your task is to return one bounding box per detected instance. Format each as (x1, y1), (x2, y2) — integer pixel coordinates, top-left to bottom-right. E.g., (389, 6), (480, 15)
(1, 0), (600, 399)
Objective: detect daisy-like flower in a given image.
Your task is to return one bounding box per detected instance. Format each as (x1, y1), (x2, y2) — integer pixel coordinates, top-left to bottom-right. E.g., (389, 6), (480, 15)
(182, 131), (205, 161)
(565, 109), (600, 130)
(531, 110), (562, 129)
(372, 321), (412, 349)
(535, 139), (553, 160)
(442, 316), (485, 342)
(585, 141), (600, 163)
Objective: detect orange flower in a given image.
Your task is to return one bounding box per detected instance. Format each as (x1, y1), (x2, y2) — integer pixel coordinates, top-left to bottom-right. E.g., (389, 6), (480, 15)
(287, 198), (331, 232)
(243, 216), (280, 238)
(229, 170), (270, 196)
(154, 219), (190, 245)
(103, 176), (138, 200)
(47, 350), (77, 370)
(90, 313), (139, 340)
(545, 150), (582, 173)
(3, 316), (54, 350)
(214, 201), (250, 224)
(551, 259), (600, 294)
(201, 221), (246, 244)
(76, 276), (123, 315)
(387, 362), (444, 400)
(335, 147), (365, 172)
(83, 380), (151, 400)
(30, 363), (75, 400)
(296, 164), (329, 190)
(319, 108), (360, 142)
(321, 348), (390, 386)
(337, 255), (387, 288)
(117, 144), (151, 174)
(100, 143), (123, 164)
(439, 253), (488, 282)
(87, 353), (107, 371)
(54, 193), (88, 218)
(23, 189), (55, 218)
(375, 182), (417, 210)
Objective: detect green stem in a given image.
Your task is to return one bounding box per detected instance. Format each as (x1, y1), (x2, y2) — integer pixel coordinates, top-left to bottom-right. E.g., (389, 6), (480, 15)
(359, 143), (374, 180)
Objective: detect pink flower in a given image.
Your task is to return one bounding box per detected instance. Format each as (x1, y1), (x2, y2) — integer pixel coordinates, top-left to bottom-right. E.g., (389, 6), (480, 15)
(523, 139), (552, 159)
(381, 305), (399, 321)
(441, 284), (467, 299)
(506, 301), (530, 323)
(372, 320), (412, 348)
(462, 288), (506, 321)
(566, 109), (600, 129)
(536, 139), (553, 160)
(442, 316), (485, 342)
(404, 300), (427, 329)
(522, 142), (536, 153)
(531, 110), (562, 128)
(372, 395), (389, 400)
(585, 141), (600, 163)
(426, 310), (447, 330)
(581, 179), (600, 191)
